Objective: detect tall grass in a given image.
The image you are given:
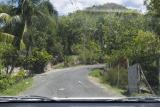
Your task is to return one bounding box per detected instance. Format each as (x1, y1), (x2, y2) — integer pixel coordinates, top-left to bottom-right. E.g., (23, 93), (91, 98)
(105, 67), (128, 89)
(89, 68), (128, 90)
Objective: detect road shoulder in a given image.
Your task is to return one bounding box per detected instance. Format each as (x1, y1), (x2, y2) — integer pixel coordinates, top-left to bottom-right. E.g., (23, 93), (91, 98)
(88, 76), (125, 97)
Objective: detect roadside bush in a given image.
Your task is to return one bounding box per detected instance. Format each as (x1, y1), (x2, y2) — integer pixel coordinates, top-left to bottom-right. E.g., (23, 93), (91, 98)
(0, 75), (15, 91)
(1, 45), (18, 74)
(89, 69), (103, 78)
(24, 49), (52, 74)
(12, 69), (27, 82)
(64, 55), (79, 67)
(105, 67), (128, 89)
(0, 69), (27, 91)
(142, 64), (159, 92)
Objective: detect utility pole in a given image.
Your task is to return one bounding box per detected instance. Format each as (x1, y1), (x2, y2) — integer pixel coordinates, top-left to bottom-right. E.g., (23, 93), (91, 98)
(158, 56), (160, 94)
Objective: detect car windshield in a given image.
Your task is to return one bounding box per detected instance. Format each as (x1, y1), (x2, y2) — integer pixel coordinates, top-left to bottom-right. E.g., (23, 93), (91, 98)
(0, 0), (160, 100)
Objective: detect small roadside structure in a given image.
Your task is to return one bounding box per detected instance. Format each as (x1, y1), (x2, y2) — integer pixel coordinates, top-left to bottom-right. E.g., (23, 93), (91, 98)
(128, 64), (140, 94)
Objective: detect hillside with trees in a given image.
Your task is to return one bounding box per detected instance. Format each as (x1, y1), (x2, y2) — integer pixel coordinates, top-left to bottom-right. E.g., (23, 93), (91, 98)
(87, 3), (127, 10)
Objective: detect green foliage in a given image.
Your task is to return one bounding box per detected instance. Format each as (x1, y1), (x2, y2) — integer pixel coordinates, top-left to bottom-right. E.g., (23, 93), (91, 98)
(130, 30), (159, 59)
(12, 69), (27, 82)
(145, 0), (160, 16)
(145, 0), (160, 35)
(106, 68), (128, 89)
(0, 77), (33, 96)
(24, 49), (52, 73)
(104, 25), (159, 65)
(73, 41), (101, 64)
(89, 68), (125, 96)
(89, 68), (128, 90)
(1, 45), (18, 74)
(2, 45), (17, 64)
(0, 33), (14, 44)
(0, 0), (160, 95)
(0, 75), (14, 91)
(0, 63), (3, 74)
(46, 36), (63, 64)
(0, 0), (58, 74)
(0, 69), (28, 91)
(89, 69), (103, 78)
(64, 55), (79, 67)
(143, 64), (159, 91)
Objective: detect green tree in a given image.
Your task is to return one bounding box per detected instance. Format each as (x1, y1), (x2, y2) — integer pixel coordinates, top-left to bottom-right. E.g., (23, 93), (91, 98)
(0, 0), (58, 74)
(145, 0), (160, 16)
(145, 0), (160, 92)
(0, 0), (57, 51)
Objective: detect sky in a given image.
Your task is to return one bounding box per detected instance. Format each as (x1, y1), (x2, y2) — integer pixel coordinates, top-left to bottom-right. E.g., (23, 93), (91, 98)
(50, 0), (146, 15)
(0, 0), (146, 15)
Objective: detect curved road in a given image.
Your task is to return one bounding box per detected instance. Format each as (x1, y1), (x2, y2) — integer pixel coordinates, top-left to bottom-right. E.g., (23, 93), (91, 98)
(23, 65), (122, 98)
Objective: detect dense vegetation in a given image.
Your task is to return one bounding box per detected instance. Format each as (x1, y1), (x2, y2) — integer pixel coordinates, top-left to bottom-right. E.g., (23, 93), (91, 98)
(0, 0), (160, 95)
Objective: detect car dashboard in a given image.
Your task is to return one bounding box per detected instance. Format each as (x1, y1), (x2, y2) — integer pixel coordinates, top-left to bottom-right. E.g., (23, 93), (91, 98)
(0, 101), (160, 107)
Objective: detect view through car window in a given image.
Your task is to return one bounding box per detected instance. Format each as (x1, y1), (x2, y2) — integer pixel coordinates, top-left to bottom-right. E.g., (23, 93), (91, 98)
(0, 0), (159, 100)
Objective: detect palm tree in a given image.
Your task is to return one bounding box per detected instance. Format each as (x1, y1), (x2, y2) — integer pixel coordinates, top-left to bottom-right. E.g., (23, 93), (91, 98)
(0, 0), (58, 74)
(0, 0), (58, 50)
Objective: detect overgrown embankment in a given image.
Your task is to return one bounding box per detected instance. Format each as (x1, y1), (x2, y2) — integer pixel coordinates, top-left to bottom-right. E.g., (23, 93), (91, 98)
(89, 68), (126, 96)
(0, 70), (33, 95)
(89, 68), (153, 97)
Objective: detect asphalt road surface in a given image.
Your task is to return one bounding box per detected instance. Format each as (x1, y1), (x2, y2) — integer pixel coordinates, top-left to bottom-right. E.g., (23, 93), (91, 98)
(22, 65), (122, 98)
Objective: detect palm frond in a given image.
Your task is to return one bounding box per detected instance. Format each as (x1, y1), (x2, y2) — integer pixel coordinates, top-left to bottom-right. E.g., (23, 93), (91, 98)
(36, 11), (57, 25)
(0, 32), (25, 49)
(38, 0), (58, 16)
(0, 32), (14, 44)
(0, 13), (12, 24)
(0, 13), (21, 25)
(11, 15), (22, 24)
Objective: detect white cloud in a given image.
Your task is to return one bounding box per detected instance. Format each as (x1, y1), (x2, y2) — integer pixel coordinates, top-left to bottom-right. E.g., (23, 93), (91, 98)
(50, 0), (146, 15)
(129, 0), (144, 6)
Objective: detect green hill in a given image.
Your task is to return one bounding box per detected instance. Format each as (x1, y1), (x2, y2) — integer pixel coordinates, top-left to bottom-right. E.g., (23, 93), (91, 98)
(86, 3), (127, 11)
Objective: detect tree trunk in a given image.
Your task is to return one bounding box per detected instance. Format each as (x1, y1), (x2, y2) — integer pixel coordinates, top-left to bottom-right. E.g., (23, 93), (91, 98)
(9, 65), (15, 75)
(126, 58), (130, 69)
(6, 66), (9, 74)
(28, 46), (32, 57)
(9, 55), (17, 75)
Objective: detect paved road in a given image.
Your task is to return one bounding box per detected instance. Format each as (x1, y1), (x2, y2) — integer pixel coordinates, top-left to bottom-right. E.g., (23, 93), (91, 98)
(22, 65), (122, 98)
